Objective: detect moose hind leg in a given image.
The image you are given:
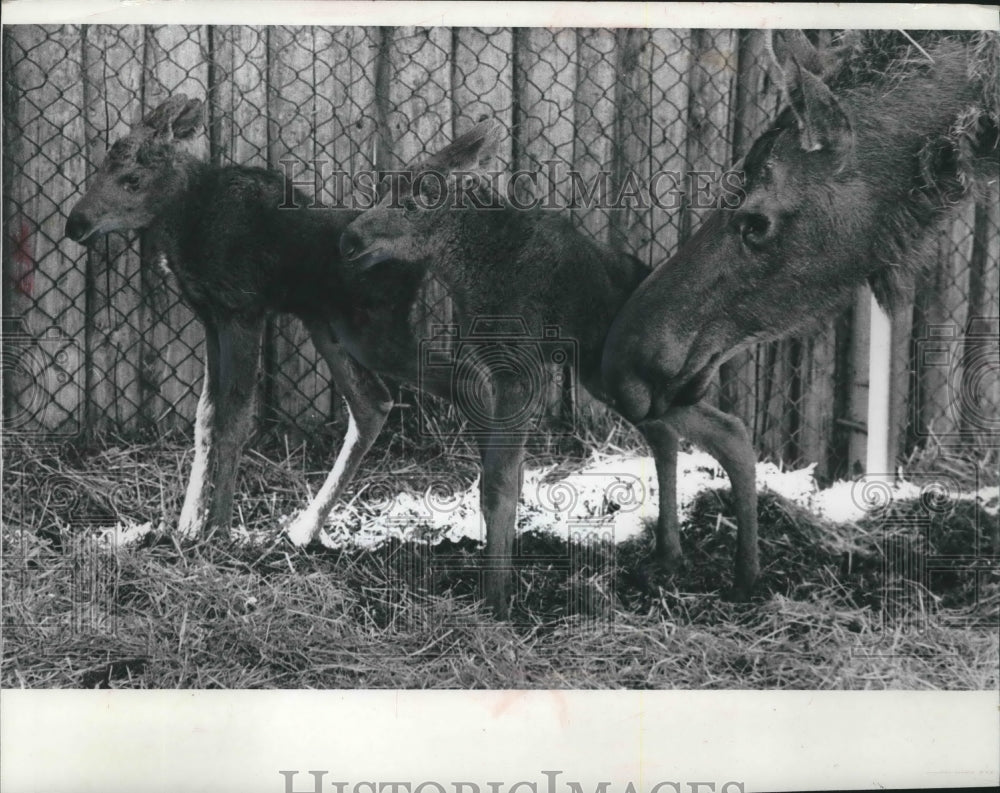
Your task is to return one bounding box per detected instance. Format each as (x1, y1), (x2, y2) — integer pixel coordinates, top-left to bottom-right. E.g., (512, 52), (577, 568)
(284, 323), (392, 546)
(177, 326), (218, 539)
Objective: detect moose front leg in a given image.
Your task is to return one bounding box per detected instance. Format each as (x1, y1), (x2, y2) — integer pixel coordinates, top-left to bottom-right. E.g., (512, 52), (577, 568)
(472, 374), (531, 618)
(478, 433), (527, 619)
(283, 321), (392, 547)
(176, 316), (265, 540)
(658, 402), (760, 598)
(637, 420), (683, 570)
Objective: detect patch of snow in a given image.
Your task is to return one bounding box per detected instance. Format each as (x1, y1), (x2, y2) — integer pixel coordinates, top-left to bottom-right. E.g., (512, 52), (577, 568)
(96, 521), (155, 548)
(307, 450), (999, 551)
(812, 476), (999, 524)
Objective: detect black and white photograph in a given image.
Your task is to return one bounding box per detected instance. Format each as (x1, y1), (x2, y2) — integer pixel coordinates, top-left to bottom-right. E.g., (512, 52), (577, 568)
(1, 1), (998, 790)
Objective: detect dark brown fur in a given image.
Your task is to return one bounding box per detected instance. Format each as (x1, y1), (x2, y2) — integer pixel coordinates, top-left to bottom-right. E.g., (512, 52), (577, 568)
(66, 96), (418, 555)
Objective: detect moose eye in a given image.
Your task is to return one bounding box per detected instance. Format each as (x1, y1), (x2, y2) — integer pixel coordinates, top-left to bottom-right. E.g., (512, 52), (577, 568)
(120, 174), (141, 192)
(737, 212), (772, 250)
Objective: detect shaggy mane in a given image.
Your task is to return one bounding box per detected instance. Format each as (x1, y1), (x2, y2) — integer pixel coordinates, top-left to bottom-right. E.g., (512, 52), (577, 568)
(793, 31), (999, 311)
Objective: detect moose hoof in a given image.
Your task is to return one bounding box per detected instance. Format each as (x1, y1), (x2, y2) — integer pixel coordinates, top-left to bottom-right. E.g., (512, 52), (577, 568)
(484, 578), (512, 620)
(175, 517), (206, 542)
(284, 515), (321, 548)
(722, 575), (758, 602)
(723, 562), (760, 602)
(654, 551), (687, 573)
(722, 576), (758, 603)
(487, 595), (511, 621)
(721, 585), (752, 603)
(639, 552), (686, 586)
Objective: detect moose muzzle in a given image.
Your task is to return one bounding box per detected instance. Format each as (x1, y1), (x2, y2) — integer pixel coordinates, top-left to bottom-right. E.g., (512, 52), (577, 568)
(339, 227), (394, 271)
(65, 209), (94, 243)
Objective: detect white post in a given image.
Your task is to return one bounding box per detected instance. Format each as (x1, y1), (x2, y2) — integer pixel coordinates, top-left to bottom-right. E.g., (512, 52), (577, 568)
(866, 295), (893, 478)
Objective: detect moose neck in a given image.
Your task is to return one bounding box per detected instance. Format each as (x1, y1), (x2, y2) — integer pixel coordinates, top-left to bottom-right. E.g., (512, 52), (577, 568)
(144, 152), (216, 266)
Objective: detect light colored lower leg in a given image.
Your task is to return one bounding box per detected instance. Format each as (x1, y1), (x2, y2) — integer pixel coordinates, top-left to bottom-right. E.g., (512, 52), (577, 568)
(288, 324), (390, 546)
(285, 407), (369, 546)
(177, 385), (214, 539)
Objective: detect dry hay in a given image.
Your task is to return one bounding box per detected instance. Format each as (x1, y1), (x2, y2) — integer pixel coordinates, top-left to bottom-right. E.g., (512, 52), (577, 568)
(3, 436), (997, 689)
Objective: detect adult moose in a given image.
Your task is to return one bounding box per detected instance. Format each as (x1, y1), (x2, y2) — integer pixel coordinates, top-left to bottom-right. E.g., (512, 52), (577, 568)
(339, 124), (761, 616)
(604, 31), (998, 429)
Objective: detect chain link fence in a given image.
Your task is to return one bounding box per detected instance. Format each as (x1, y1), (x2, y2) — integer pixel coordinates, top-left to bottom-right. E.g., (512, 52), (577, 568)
(4, 26), (998, 479)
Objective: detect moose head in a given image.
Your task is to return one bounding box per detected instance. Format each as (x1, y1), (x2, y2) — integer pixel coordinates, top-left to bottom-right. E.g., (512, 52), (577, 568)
(602, 31), (990, 424)
(65, 94), (204, 244)
(338, 119), (505, 271)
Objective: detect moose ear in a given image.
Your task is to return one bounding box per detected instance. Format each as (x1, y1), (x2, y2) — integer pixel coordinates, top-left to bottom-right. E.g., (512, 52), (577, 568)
(790, 58), (852, 154)
(171, 99), (205, 140)
(770, 30), (826, 77)
(420, 119), (503, 174)
(141, 94), (191, 139)
(769, 31), (852, 156)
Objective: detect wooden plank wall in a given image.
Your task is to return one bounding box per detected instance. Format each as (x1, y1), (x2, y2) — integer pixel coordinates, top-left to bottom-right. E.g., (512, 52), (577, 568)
(3, 25), (997, 478)
(82, 25), (146, 436)
(142, 26), (210, 434)
(4, 26), (87, 439)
